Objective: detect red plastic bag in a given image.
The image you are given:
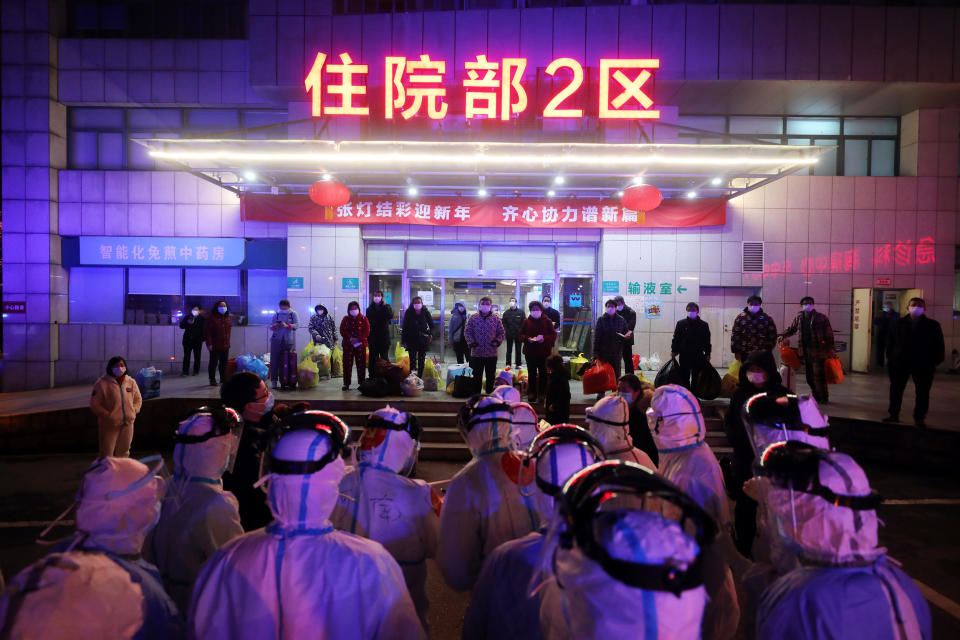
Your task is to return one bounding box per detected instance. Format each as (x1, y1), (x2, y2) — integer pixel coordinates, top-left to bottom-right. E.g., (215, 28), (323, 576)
(632, 354), (640, 369)
(779, 344), (802, 370)
(825, 356), (844, 384)
(582, 360), (617, 395)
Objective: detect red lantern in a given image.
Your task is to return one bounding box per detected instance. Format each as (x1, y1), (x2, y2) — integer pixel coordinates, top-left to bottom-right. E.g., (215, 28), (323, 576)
(309, 180), (351, 207)
(621, 184), (663, 212)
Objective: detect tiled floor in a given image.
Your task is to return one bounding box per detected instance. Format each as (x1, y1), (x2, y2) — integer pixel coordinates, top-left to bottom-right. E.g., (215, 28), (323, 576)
(2, 368), (957, 431)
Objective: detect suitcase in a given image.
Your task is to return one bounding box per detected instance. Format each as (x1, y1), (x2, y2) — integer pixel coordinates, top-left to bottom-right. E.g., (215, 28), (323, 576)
(279, 351), (298, 390)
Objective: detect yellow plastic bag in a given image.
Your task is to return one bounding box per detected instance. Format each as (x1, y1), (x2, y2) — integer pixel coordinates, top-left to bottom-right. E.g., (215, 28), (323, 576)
(570, 353), (589, 381)
(331, 345), (343, 377)
(297, 359), (320, 389)
(423, 358), (440, 381)
(727, 359), (742, 380)
(299, 342), (321, 364)
(395, 343), (409, 362)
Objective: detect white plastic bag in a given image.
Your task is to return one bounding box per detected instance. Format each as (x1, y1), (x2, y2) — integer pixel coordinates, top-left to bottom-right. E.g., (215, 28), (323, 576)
(647, 352), (662, 372)
(401, 374), (424, 397)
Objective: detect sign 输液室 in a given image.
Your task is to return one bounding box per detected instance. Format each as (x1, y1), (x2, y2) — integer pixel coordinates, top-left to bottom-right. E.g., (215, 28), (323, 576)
(287, 276), (304, 290)
(602, 281), (619, 294)
(341, 277), (359, 291)
(78, 237), (245, 267)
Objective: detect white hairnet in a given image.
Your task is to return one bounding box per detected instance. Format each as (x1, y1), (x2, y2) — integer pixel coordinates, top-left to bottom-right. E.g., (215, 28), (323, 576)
(646, 385), (705, 452)
(76, 457), (165, 556)
(510, 402), (540, 451)
(264, 429), (347, 529)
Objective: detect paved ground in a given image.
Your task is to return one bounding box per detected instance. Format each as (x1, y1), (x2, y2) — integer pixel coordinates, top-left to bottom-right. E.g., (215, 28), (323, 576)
(1, 453), (958, 638)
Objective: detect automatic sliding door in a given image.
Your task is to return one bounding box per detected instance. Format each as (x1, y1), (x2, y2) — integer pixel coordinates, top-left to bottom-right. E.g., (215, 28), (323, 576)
(407, 278), (444, 365)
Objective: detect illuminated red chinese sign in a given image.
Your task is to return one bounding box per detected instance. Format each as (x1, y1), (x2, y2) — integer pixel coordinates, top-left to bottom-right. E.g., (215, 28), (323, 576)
(305, 53), (659, 121)
(747, 237), (937, 281)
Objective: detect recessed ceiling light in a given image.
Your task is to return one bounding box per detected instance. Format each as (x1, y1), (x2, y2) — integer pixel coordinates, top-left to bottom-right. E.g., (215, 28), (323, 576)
(321, 173), (332, 181)
(686, 190), (697, 199)
(407, 186), (418, 196)
(243, 170), (256, 181)
(631, 176), (644, 185)
(547, 189), (556, 197)
(478, 188), (488, 197)
(616, 191), (624, 197)
(711, 177), (722, 186)
(553, 175), (565, 185)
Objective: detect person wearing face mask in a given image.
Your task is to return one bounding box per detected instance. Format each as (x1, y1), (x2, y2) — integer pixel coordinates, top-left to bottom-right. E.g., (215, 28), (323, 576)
(0, 456), (183, 639)
(402, 296), (433, 378)
(331, 406), (440, 628)
(340, 301), (371, 391)
(518, 300), (556, 404)
(449, 301), (470, 364)
(204, 299), (233, 386)
(90, 356), (143, 458)
(501, 297), (526, 369)
(780, 297), (835, 405)
(593, 299), (629, 387)
(269, 299), (299, 390)
(541, 294), (561, 337)
(616, 374), (658, 466)
(723, 350), (788, 557)
(189, 411), (425, 640)
(464, 296), (507, 394)
(731, 295), (778, 362)
(366, 290), (395, 378)
(613, 295), (637, 374)
(671, 302), (713, 391)
(144, 406), (244, 612)
(883, 297), (944, 428)
(872, 302), (900, 368)
(179, 305), (206, 377)
(308, 303), (338, 349)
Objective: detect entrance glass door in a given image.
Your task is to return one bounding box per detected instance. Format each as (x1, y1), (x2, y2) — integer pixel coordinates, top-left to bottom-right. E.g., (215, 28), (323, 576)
(559, 276), (595, 358)
(368, 273), (402, 358)
(407, 278), (444, 365)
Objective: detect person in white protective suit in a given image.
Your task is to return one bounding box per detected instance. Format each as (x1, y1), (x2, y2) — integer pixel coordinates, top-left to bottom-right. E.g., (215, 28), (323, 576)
(754, 441), (931, 640)
(585, 394), (655, 467)
(463, 425), (605, 640)
(330, 405), (441, 628)
(144, 406), (244, 613)
(189, 410), (425, 640)
(0, 456), (183, 640)
(538, 460), (714, 640)
(647, 383), (741, 640)
(437, 395), (552, 591)
(509, 401), (541, 450)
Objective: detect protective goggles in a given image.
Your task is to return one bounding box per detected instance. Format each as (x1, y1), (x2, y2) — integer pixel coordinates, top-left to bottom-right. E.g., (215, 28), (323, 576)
(557, 460), (717, 595)
(524, 425), (605, 496)
(757, 441), (882, 510)
(744, 393), (830, 438)
(458, 397), (514, 432)
(172, 406), (242, 444)
(268, 410), (350, 475)
(366, 412), (422, 441)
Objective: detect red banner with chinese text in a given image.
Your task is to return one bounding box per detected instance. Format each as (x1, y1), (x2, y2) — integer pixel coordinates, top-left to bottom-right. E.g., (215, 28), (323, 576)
(240, 195), (725, 229)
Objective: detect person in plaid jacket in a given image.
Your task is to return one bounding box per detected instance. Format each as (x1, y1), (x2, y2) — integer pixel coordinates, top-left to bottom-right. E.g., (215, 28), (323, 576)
(780, 296), (835, 404)
(731, 295), (778, 361)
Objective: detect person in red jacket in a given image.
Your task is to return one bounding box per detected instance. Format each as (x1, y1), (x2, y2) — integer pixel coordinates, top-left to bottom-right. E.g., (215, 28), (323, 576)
(340, 300), (371, 391)
(518, 300), (556, 404)
(204, 299), (233, 386)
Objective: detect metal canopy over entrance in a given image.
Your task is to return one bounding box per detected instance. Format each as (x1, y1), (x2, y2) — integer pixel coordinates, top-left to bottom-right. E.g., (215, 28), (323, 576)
(136, 138), (830, 200)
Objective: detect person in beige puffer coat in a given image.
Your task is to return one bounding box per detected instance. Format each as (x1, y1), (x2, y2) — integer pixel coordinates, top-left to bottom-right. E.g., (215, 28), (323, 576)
(89, 356), (142, 458)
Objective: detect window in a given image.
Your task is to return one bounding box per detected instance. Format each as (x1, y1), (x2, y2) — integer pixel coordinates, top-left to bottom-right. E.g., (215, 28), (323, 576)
(66, 0), (248, 39)
(70, 267), (125, 323)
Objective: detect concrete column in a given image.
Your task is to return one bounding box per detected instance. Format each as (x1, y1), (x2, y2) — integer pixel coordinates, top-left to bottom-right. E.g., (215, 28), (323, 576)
(900, 108), (960, 177)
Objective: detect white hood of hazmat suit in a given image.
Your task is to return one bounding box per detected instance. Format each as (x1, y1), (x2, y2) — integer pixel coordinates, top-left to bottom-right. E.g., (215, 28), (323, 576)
(510, 401), (540, 451)
(586, 395), (655, 468)
(189, 427), (425, 640)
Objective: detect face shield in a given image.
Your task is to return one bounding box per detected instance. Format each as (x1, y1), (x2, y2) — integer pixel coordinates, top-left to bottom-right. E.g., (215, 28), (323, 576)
(457, 395), (515, 456)
(757, 441), (883, 566)
(359, 406), (422, 476)
(524, 425), (605, 498)
(742, 393), (831, 459)
(172, 406), (243, 479)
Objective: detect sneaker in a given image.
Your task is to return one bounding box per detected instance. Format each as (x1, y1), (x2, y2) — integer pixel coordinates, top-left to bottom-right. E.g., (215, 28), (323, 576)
(914, 417), (927, 428)
(209, 380), (218, 387)
(341, 385), (349, 391)
(881, 414), (900, 423)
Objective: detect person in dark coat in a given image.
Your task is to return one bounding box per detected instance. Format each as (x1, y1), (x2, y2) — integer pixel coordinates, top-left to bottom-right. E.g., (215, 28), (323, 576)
(671, 302), (712, 391)
(179, 305), (205, 376)
(518, 301), (556, 403)
(723, 350), (789, 557)
(501, 297), (525, 369)
(873, 302), (900, 368)
(401, 296), (433, 378)
(617, 374), (658, 466)
(731, 295), (778, 362)
(614, 295), (637, 374)
(780, 296), (835, 404)
(448, 301), (469, 364)
(541, 294), (561, 335)
(593, 299), (628, 385)
(544, 354), (571, 425)
(204, 300), (233, 386)
(883, 297), (945, 428)
(366, 290), (394, 378)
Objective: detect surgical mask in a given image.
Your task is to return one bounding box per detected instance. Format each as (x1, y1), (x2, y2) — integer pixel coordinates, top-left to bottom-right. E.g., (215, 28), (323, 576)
(374, 296), (382, 303)
(543, 301), (551, 308)
(414, 303), (422, 311)
(480, 304), (491, 313)
(746, 370), (767, 385)
(688, 311), (698, 319)
(748, 305), (760, 314)
(218, 306), (227, 314)
(616, 305), (624, 311)
(191, 309), (199, 317)
(245, 392), (275, 420)
(802, 304), (814, 313)
(279, 306), (289, 312)
(349, 308), (359, 317)
(316, 309), (325, 316)
(510, 300), (517, 308)
(531, 310), (542, 319)
(909, 306), (924, 317)
(618, 391), (635, 404)
(606, 307), (616, 315)
(112, 366), (126, 377)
